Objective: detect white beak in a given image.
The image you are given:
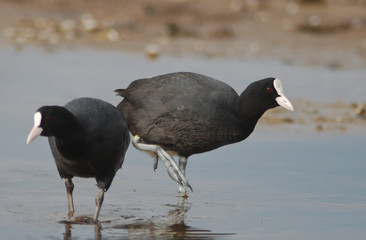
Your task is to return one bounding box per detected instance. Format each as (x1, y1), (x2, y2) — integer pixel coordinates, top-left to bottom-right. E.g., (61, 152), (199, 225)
(26, 112), (43, 144)
(274, 78), (294, 111)
(276, 95), (294, 111)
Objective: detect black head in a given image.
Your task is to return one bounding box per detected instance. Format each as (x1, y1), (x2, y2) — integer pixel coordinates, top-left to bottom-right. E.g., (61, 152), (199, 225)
(26, 106), (80, 144)
(245, 77), (294, 111)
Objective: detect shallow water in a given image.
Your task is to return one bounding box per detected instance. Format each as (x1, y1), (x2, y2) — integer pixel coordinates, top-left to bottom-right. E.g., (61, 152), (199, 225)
(0, 47), (365, 239)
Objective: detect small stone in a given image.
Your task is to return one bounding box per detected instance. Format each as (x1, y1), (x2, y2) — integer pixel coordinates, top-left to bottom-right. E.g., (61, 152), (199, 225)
(145, 43), (160, 60)
(80, 13), (98, 32)
(106, 28), (119, 42)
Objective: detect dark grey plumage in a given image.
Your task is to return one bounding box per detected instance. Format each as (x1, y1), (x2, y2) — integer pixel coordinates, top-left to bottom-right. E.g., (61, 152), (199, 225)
(115, 72), (293, 193)
(27, 97), (130, 222)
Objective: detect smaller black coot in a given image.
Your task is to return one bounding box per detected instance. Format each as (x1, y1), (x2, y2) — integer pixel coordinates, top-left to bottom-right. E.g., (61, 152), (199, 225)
(27, 97), (130, 222)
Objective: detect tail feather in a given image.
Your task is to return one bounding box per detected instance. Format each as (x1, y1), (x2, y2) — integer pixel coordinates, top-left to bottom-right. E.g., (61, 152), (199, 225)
(115, 89), (126, 97)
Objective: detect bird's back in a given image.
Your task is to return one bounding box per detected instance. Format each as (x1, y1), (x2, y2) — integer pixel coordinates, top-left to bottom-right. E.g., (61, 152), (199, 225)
(118, 72), (243, 156)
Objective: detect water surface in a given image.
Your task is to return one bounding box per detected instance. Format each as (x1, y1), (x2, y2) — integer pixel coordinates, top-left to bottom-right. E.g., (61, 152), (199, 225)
(0, 47), (365, 239)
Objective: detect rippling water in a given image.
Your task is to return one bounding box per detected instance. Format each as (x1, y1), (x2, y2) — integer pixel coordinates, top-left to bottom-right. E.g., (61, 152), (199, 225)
(0, 47), (365, 239)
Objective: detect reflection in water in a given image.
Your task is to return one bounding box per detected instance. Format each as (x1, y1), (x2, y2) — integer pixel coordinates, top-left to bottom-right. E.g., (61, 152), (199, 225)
(113, 198), (235, 239)
(63, 222), (102, 240)
(59, 198), (234, 239)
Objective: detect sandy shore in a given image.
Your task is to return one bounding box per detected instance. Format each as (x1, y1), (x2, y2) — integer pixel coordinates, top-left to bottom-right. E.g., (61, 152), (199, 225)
(1, 0), (366, 68)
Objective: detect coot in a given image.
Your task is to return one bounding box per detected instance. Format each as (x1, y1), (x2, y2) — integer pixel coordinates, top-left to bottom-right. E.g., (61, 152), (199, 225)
(116, 72), (293, 195)
(26, 97), (130, 222)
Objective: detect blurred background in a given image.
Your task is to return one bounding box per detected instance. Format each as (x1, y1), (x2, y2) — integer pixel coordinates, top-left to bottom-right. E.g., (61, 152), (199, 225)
(1, 0), (366, 68)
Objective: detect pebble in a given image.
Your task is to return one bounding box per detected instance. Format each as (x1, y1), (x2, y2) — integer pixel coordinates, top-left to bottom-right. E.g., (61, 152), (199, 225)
(80, 13), (98, 32)
(145, 43), (160, 60)
(355, 103), (366, 117)
(106, 28), (119, 42)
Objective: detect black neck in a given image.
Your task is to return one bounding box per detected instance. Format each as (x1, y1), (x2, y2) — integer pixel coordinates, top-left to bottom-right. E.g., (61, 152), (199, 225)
(237, 91), (267, 126)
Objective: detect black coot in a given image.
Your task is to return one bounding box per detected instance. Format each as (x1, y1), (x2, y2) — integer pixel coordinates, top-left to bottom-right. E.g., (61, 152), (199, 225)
(26, 97), (130, 222)
(116, 72), (294, 195)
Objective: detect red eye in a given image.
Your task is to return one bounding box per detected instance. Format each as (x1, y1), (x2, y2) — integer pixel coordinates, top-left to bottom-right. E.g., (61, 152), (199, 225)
(266, 87), (273, 93)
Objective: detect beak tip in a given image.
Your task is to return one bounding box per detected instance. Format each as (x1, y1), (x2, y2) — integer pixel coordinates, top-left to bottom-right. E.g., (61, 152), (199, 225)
(276, 97), (294, 112)
(26, 126), (43, 145)
(26, 136), (34, 145)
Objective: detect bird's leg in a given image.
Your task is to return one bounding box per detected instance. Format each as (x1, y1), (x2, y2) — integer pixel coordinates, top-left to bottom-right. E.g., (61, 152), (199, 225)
(65, 178), (75, 220)
(178, 156), (187, 176)
(154, 146), (193, 192)
(132, 135), (192, 192)
(153, 155), (159, 171)
(93, 187), (105, 222)
(178, 156), (188, 195)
